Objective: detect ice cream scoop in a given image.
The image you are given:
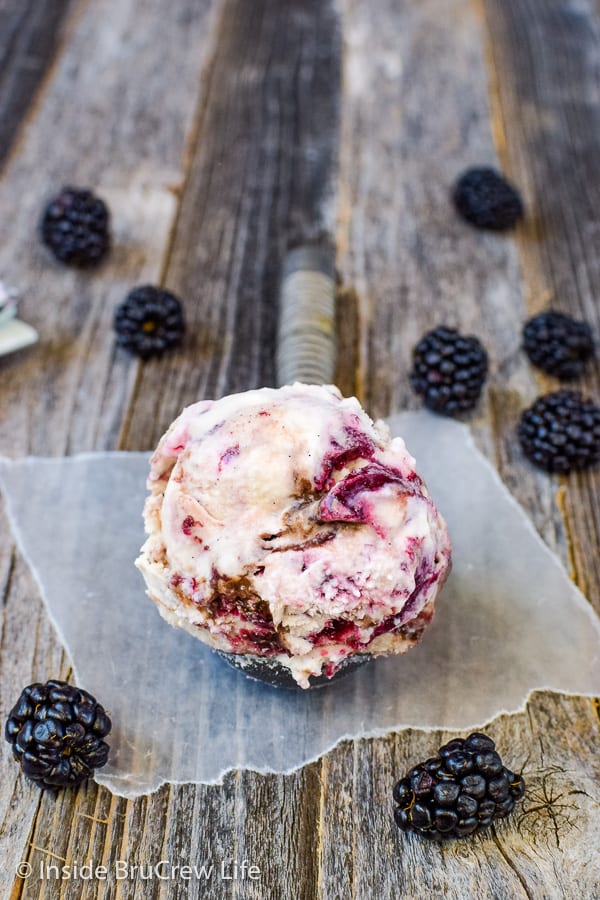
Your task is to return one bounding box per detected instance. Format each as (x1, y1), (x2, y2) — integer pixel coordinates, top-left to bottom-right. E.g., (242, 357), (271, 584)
(136, 382), (451, 688)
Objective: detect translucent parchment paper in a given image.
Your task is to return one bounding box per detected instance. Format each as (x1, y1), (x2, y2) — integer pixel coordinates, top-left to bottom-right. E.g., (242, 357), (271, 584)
(1, 411), (599, 798)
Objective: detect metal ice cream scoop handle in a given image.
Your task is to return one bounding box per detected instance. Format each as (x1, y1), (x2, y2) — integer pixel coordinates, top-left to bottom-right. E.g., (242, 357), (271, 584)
(276, 244), (336, 386)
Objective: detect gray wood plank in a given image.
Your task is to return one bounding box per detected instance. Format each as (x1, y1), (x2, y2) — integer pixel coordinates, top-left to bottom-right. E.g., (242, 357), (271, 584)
(0, 0), (222, 456)
(0, 0), (76, 171)
(120, 0), (342, 450)
(319, 696), (600, 900)
(482, 0), (600, 610)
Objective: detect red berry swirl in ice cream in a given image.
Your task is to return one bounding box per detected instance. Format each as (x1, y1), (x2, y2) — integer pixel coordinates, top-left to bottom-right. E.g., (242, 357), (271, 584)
(136, 383), (451, 688)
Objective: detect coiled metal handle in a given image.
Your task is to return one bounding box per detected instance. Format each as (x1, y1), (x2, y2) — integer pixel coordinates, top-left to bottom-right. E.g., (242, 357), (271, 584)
(276, 245), (336, 386)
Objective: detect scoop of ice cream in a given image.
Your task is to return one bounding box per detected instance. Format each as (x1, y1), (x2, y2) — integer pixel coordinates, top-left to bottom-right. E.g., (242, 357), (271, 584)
(136, 383), (451, 687)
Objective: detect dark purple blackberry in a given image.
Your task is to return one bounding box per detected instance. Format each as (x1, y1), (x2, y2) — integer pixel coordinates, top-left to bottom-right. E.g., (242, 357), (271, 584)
(393, 732), (525, 841)
(517, 390), (600, 474)
(523, 311), (595, 379)
(453, 167), (523, 230)
(41, 187), (110, 266)
(114, 285), (185, 359)
(410, 326), (488, 416)
(5, 680), (111, 789)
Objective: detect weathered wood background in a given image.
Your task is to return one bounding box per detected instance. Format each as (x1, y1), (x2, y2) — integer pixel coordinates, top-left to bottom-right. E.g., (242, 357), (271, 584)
(1, 0), (599, 897)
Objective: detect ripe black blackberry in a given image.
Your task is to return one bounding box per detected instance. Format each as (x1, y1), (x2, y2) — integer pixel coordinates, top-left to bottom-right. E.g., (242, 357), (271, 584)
(410, 326), (488, 416)
(393, 732), (525, 841)
(5, 680), (111, 789)
(523, 311), (595, 380)
(453, 167), (523, 230)
(517, 390), (600, 474)
(41, 187), (111, 266)
(114, 285), (185, 358)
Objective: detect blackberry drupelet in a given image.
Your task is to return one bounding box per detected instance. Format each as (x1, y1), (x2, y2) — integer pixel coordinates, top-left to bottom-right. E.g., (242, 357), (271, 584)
(523, 311), (595, 380)
(453, 167), (523, 230)
(5, 680), (111, 789)
(393, 732), (525, 841)
(41, 187), (110, 266)
(114, 285), (185, 358)
(410, 326), (488, 416)
(517, 390), (600, 474)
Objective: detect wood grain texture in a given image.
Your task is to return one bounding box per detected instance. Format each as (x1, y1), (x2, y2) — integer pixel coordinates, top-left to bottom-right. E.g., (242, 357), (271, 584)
(1, 0), (600, 897)
(317, 696), (600, 900)
(0, 0), (221, 456)
(0, 0), (76, 171)
(337, 0), (530, 422)
(120, 0), (341, 450)
(482, 0), (600, 610)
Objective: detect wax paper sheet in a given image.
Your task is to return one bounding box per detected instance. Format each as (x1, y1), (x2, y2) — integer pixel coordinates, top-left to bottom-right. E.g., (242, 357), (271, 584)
(1, 411), (599, 799)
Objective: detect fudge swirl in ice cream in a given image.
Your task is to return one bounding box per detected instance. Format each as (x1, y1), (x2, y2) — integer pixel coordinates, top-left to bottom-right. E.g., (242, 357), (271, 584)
(136, 384), (451, 688)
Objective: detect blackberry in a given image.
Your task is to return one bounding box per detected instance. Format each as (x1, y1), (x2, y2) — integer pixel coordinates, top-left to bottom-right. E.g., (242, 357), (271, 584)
(114, 285), (185, 358)
(393, 732), (525, 841)
(517, 390), (600, 474)
(41, 187), (110, 266)
(453, 167), (523, 230)
(523, 311), (595, 380)
(5, 680), (111, 789)
(410, 326), (488, 416)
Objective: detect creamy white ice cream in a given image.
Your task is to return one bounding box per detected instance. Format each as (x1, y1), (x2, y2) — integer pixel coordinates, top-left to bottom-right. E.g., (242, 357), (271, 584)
(137, 383), (451, 687)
